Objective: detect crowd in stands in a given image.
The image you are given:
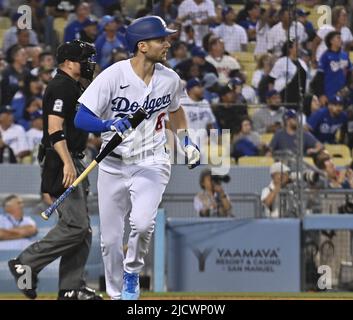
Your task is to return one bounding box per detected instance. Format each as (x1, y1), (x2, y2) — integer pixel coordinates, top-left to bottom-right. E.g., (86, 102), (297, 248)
(0, 0), (353, 170)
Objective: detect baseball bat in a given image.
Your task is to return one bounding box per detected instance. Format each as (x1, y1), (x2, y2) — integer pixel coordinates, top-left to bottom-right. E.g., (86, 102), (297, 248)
(41, 107), (148, 220)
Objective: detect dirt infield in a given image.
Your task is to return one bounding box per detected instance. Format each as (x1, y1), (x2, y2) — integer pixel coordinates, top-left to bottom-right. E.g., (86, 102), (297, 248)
(1, 292), (353, 300)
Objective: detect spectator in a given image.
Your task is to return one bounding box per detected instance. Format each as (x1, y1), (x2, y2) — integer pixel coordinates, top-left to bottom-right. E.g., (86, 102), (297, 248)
(26, 109), (43, 164)
(296, 8), (315, 42)
(174, 46), (218, 81)
(0, 105), (30, 161)
(230, 74), (257, 104)
(0, 194), (37, 250)
(254, 5), (276, 55)
(168, 41), (188, 69)
(252, 90), (285, 134)
(79, 17), (98, 43)
(312, 6), (353, 64)
(231, 116), (264, 159)
(269, 109), (322, 157)
(251, 53), (274, 90)
(31, 51), (56, 77)
(95, 15), (126, 69)
(2, 13), (39, 53)
(177, 0), (216, 47)
(211, 6), (248, 53)
(314, 149), (353, 189)
(265, 40), (308, 107)
(202, 72), (221, 104)
(228, 77), (247, 104)
(152, 0), (178, 23)
(307, 95), (348, 144)
(261, 162), (291, 218)
(267, 7), (307, 57)
(26, 46), (43, 71)
(205, 36), (241, 84)
(63, 1), (91, 42)
(1, 46), (31, 106)
(236, 1), (260, 42)
(13, 75), (43, 128)
(213, 84), (247, 135)
(180, 78), (217, 144)
(311, 31), (352, 106)
(194, 168), (232, 217)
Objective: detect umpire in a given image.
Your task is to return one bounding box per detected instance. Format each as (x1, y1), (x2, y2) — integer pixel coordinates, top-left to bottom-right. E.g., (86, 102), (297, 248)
(8, 40), (102, 300)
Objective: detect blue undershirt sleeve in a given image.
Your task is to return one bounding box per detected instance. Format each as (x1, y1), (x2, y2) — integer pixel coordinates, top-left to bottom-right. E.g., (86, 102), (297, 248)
(74, 104), (112, 133)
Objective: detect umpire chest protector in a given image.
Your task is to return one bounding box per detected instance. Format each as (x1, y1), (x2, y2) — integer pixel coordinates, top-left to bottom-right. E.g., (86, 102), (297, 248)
(41, 69), (88, 196)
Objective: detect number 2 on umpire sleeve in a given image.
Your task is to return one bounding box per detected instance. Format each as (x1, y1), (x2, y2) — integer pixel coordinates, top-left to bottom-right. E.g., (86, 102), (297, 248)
(155, 112), (166, 131)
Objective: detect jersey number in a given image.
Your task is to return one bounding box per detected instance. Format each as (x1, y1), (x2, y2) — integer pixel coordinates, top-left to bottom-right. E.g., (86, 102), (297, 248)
(53, 99), (63, 112)
(155, 112), (166, 131)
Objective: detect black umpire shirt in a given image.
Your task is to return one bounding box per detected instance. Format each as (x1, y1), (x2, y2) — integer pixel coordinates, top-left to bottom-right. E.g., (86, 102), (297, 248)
(42, 69), (88, 153)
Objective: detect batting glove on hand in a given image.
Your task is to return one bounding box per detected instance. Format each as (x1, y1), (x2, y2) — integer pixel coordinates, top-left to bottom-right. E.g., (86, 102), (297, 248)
(183, 136), (200, 169)
(107, 116), (133, 139)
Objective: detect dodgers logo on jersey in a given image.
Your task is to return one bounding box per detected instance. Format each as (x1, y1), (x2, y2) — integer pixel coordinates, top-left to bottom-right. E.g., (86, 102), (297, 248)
(111, 94), (171, 118)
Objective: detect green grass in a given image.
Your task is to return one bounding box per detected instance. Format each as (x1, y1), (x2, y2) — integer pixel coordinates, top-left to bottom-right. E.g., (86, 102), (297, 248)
(2, 291), (353, 300)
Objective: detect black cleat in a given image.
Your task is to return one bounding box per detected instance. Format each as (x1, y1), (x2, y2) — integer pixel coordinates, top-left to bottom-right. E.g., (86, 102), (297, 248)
(8, 259), (37, 299)
(58, 286), (103, 300)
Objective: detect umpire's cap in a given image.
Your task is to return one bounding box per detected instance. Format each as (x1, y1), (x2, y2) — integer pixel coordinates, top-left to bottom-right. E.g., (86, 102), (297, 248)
(56, 39), (96, 64)
(125, 16), (177, 53)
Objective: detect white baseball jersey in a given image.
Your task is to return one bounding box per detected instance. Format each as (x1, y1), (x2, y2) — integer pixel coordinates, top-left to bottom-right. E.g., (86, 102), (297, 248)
(178, 0), (216, 46)
(205, 55), (241, 84)
(0, 124), (29, 156)
(212, 23), (248, 53)
(180, 95), (215, 142)
(267, 21), (307, 57)
(78, 59), (183, 173)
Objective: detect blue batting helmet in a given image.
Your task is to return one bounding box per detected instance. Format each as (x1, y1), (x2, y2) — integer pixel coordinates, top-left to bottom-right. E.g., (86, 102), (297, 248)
(125, 16), (177, 53)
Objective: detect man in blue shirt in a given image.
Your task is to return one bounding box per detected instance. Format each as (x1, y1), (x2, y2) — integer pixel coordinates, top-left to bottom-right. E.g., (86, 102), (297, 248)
(0, 195), (37, 250)
(307, 95), (348, 143)
(63, 2), (91, 42)
(312, 31), (353, 105)
(270, 109), (322, 156)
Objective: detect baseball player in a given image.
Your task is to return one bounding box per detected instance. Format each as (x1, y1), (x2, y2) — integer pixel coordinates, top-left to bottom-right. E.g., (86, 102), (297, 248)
(75, 15), (201, 300)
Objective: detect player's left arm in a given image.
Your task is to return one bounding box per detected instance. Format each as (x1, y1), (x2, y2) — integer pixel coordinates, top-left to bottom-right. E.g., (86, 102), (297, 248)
(169, 107), (200, 169)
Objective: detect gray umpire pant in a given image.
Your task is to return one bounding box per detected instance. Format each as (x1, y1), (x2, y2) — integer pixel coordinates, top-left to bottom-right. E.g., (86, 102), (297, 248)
(18, 158), (92, 290)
